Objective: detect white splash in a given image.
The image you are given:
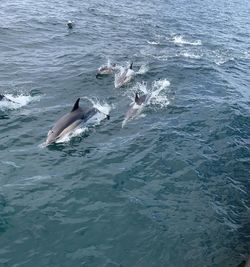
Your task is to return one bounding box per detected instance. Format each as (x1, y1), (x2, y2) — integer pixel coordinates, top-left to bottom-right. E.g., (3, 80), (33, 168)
(56, 127), (88, 143)
(147, 40), (160, 45)
(136, 64), (149, 75)
(0, 94), (40, 111)
(180, 51), (201, 59)
(122, 79), (171, 127)
(172, 35), (202, 46)
(149, 79), (171, 108)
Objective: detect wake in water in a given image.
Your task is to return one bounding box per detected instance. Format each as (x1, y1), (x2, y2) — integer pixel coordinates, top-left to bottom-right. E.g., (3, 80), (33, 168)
(171, 35), (202, 46)
(147, 40), (160, 45)
(0, 93), (40, 111)
(122, 79), (171, 127)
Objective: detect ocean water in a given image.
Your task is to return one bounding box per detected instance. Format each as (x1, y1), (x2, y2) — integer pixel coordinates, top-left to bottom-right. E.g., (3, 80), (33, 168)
(0, 0), (249, 266)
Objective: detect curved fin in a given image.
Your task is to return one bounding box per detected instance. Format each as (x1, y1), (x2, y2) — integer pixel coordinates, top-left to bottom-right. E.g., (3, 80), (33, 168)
(135, 93), (140, 104)
(71, 98), (80, 112)
(129, 62), (133, 69)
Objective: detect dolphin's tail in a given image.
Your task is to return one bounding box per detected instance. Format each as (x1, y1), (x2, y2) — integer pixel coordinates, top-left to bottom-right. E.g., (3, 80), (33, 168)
(97, 108), (110, 120)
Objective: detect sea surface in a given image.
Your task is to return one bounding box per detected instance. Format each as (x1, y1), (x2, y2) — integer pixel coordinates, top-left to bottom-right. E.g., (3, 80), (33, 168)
(0, 0), (249, 266)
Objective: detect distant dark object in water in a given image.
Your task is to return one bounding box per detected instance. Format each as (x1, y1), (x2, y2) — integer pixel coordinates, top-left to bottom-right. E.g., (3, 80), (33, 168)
(0, 94), (16, 103)
(67, 20), (74, 29)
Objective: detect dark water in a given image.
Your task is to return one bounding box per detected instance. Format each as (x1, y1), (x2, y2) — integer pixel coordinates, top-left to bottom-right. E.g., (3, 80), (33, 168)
(0, 0), (250, 266)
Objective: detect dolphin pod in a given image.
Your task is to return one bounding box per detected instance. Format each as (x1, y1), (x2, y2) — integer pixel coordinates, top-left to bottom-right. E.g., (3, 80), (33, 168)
(45, 98), (109, 146)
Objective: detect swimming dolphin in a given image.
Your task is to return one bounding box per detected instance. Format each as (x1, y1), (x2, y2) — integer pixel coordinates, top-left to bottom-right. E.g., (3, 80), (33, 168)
(96, 63), (117, 77)
(122, 92), (150, 127)
(45, 98), (110, 146)
(115, 62), (135, 88)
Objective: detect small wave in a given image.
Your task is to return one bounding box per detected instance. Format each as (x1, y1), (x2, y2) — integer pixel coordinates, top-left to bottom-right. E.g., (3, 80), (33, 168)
(180, 51), (202, 59)
(214, 57), (234, 65)
(146, 40), (160, 45)
(153, 55), (169, 61)
(211, 50), (235, 65)
(0, 94), (40, 111)
(1, 160), (20, 168)
(172, 35), (202, 46)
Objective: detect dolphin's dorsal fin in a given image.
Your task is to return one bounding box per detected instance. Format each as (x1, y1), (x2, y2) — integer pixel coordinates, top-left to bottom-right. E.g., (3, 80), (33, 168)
(129, 62), (133, 69)
(71, 98), (80, 112)
(135, 93), (140, 104)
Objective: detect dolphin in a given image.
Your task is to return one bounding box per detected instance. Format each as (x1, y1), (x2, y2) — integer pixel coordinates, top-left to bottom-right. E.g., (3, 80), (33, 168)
(122, 92), (150, 127)
(115, 62), (135, 88)
(96, 63), (117, 77)
(45, 98), (110, 146)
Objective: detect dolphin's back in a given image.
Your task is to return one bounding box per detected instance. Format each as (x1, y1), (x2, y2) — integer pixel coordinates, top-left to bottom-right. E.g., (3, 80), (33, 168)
(51, 107), (99, 135)
(51, 108), (86, 136)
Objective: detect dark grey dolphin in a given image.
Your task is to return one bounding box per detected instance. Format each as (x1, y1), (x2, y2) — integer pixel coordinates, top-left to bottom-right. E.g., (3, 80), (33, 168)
(122, 92), (150, 127)
(134, 92), (148, 105)
(46, 98), (110, 145)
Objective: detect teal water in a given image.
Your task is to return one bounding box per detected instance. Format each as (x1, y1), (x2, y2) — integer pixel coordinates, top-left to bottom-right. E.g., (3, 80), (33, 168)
(0, 0), (250, 266)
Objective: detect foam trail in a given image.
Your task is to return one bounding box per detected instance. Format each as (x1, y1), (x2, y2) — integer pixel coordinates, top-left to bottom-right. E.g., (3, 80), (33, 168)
(180, 51), (201, 59)
(172, 35), (202, 46)
(0, 94), (40, 111)
(151, 79), (170, 96)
